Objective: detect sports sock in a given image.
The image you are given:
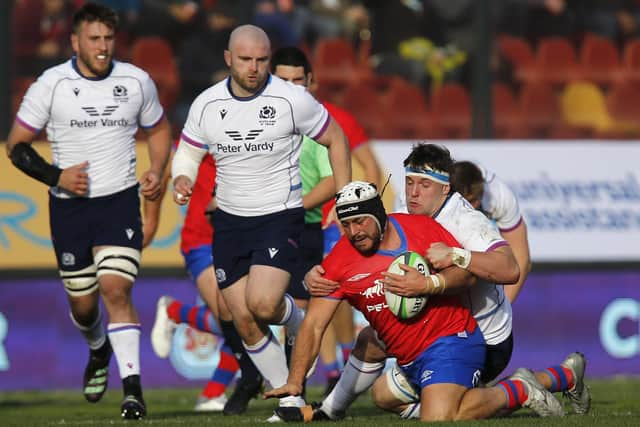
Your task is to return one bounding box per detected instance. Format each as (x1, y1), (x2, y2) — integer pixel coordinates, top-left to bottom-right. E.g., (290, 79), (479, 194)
(243, 330), (288, 389)
(325, 360), (340, 379)
(322, 354), (384, 415)
(69, 309), (106, 350)
(200, 344), (239, 398)
(541, 365), (575, 392)
(276, 294), (304, 341)
(497, 378), (528, 410)
(220, 320), (261, 384)
(166, 300), (221, 335)
(339, 341), (354, 366)
(400, 403), (421, 419)
(108, 323), (141, 378)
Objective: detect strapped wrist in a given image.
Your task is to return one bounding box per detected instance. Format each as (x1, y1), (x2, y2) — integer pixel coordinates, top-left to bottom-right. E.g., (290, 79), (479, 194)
(451, 247), (471, 269)
(9, 142), (62, 187)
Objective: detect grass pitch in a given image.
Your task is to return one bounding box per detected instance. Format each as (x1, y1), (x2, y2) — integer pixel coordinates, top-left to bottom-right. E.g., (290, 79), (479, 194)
(1, 378), (639, 426)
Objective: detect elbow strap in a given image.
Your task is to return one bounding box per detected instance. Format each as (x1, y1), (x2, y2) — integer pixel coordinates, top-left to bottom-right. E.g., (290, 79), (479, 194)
(9, 142), (62, 187)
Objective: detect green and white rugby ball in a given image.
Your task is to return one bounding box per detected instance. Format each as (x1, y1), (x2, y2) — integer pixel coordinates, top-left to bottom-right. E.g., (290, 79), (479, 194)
(385, 251), (429, 320)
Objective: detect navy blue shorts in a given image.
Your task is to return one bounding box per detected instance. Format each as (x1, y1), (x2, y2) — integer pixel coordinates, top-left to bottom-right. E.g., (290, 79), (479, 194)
(49, 185), (142, 272)
(287, 222), (324, 300)
(211, 207), (304, 289)
(483, 333), (514, 383)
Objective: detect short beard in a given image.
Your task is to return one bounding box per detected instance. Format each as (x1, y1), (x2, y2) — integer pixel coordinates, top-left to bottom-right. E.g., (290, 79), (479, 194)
(353, 230), (382, 257)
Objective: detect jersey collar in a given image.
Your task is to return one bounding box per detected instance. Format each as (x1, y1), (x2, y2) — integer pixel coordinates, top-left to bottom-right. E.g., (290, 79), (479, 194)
(377, 216), (408, 258)
(226, 74), (271, 101)
(432, 193), (454, 221)
(71, 56), (114, 81)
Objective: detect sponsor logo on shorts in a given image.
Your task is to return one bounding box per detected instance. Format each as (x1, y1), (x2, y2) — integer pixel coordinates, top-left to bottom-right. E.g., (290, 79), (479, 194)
(268, 248), (279, 259)
(215, 268), (227, 283)
(421, 369), (434, 383)
(61, 252), (75, 266)
(125, 228), (134, 240)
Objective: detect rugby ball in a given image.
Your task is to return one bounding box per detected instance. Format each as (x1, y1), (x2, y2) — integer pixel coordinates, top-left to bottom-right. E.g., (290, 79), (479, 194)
(385, 251), (429, 320)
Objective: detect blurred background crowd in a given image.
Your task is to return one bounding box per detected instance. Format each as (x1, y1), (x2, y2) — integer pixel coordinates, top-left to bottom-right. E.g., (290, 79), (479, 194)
(8, 0), (640, 140)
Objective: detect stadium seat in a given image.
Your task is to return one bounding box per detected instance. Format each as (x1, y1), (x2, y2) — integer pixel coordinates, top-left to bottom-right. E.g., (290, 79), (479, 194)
(130, 36), (180, 114)
(491, 83), (522, 139)
(517, 82), (560, 138)
(604, 81), (640, 137)
(497, 34), (536, 82)
(522, 37), (581, 86)
(617, 39), (640, 86)
(313, 37), (372, 92)
(11, 76), (35, 119)
(340, 81), (388, 138)
(379, 78), (434, 139)
(559, 80), (638, 138)
(430, 83), (471, 139)
(579, 34), (621, 87)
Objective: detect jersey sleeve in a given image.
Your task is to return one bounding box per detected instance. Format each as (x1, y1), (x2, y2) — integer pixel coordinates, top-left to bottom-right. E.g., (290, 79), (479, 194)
(455, 209), (506, 252)
(138, 73), (165, 128)
(15, 74), (51, 132)
(293, 88), (330, 140)
(484, 173), (522, 231)
(180, 95), (209, 149)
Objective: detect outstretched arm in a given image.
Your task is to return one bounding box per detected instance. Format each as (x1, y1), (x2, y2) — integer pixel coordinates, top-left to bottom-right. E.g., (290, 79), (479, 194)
(316, 117), (351, 193)
(265, 296), (340, 398)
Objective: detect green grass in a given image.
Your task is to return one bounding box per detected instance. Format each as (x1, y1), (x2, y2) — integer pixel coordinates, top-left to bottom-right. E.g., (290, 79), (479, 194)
(1, 379), (639, 426)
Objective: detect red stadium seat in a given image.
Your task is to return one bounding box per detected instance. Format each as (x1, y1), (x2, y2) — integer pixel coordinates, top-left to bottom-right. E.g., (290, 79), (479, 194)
(430, 83), (471, 139)
(380, 78), (435, 139)
(313, 37), (372, 92)
(492, 83), (522, 139)
(517, 82), (560, 138)
(130, 37), (180, 114)
(497, 34), (536, 81)
(520, 37), (581, 86)
(340, 81), (387, 138)
(579, 34), (621, 87)
(617, 39), (640, 85)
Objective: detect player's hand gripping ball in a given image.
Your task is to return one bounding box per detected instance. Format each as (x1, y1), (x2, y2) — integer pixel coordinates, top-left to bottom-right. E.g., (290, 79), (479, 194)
(385, 251), (429, 320)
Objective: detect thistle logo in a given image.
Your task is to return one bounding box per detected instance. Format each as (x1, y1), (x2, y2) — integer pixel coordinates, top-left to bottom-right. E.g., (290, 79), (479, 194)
(259, 105), (276, 119)
(113, 85), (127, 97)
(113, 85), (128, 102)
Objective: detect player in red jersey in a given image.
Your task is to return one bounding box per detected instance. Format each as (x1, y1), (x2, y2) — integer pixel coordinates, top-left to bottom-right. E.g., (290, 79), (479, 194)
(265, 181), (564, 422)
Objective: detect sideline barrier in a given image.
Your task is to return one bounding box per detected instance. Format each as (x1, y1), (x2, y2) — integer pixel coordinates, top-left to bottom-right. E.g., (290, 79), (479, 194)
(0, 272), (638, 390)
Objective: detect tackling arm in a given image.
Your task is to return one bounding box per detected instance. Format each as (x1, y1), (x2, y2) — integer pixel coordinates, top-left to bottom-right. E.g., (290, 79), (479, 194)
(316, 118), (352, 193)
(427, 243), (520, 285)
(500, 221), (532, 303)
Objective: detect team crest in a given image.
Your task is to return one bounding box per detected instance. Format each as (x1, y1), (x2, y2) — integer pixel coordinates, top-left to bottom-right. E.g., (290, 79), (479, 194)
(61, 252), (75, 266)
(113, 85), (128, 102)
(258, 105), (276, 126)
(215, 268), (227, 283)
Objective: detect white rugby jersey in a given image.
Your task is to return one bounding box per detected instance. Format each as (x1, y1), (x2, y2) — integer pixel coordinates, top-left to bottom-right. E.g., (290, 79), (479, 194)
(433, 192), (513, 345)
(481, 167), (523, 232)
(181, 75), (329, 216)
(16, 57), (164, 198)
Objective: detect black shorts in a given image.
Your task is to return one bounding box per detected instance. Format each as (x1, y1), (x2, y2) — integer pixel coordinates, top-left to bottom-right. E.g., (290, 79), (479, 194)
(49, 185), (142, 272)
(212, 207), (304, 289)
(482, 332), (514, 384)
(287, 222), (324, 300)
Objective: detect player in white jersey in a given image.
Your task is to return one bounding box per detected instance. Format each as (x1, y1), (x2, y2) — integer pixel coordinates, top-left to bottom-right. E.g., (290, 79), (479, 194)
(171, 25), (351, 419)
(5, 3), (171, 420)
(450, 161), (532, 304)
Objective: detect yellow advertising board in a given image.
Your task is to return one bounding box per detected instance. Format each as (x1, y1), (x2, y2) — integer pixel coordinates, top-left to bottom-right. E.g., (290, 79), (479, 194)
(0, 142), (394, 270)
(0, 142), (184, 269)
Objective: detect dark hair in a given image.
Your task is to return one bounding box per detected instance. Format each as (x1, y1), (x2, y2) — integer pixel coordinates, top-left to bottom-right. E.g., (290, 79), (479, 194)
(403, 143), (454, 182)
(271, 46), (312, 74)
(450, 161), (484, 197)
(72, 2), (119, 34)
